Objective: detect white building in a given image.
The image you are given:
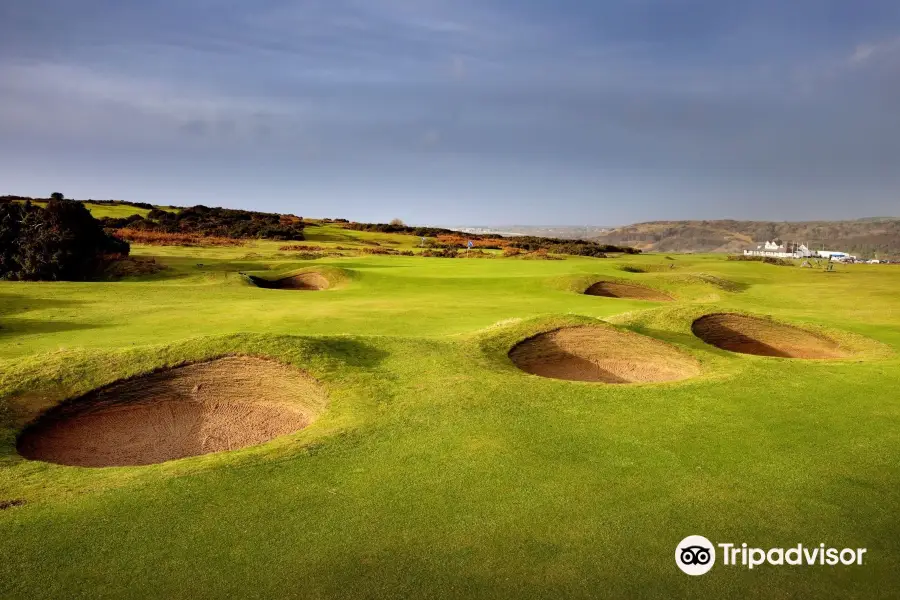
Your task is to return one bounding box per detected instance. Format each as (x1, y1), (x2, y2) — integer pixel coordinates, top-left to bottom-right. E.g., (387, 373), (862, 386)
(744, 241), (813, 259)
(816, 250), (857, 262)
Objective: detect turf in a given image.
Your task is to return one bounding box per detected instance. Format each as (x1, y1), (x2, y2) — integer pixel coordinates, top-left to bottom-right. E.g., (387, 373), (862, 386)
(1, 236), (899, 599)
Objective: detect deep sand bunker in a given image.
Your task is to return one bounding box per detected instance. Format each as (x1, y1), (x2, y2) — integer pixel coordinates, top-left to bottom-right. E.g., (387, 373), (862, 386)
(17, 357), (326, 467)
(251, 272), (330, 290)
(692, 313), (848, 359)
(585, 281), (673, 301)
(509, 326), (699, 383)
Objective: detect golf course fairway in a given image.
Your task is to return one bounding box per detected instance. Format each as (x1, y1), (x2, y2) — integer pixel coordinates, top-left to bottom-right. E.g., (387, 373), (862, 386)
(2, 231), (899, 599)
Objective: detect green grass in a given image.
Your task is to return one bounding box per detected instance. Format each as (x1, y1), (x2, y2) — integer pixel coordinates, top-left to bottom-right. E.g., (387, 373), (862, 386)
(17, 200), (155, 219)
(1, 235), (900, 599)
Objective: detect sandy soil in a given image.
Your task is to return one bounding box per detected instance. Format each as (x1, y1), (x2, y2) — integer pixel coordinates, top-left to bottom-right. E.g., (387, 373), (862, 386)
(17, 357), (326, 467)
(509, 326), (699, 383)
(692, 313), (849, 359)
(585, 281), (673, 301)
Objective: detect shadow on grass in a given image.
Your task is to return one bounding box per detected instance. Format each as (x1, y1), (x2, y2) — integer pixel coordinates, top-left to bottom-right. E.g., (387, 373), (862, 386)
(306, 337), (390, 368)
(0, 294), (89, 317)
(324, 262), (413, 270)
(0, 319), (106, 338)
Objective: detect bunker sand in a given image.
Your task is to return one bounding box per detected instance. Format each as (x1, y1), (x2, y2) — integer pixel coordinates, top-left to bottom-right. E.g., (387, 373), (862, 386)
(692, 313), (849, 359)
(509, 326), (699, 383)
(251, 272), (330, 290)
(585, 281), (673, 301)
(17, 357), (326, 467)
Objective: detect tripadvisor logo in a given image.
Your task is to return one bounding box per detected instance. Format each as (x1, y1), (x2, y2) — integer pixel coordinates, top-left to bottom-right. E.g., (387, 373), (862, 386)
(675, 536), (867, 575)
(676, 535), (716, 576)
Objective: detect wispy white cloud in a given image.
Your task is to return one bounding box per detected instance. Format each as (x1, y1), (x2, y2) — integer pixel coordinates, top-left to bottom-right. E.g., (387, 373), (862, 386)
(2, 1), (900, 221)
(849, 37), (900, 65)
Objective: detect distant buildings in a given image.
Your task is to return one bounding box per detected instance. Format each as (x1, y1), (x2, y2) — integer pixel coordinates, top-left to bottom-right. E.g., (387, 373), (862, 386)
(743, 241), (858, 261)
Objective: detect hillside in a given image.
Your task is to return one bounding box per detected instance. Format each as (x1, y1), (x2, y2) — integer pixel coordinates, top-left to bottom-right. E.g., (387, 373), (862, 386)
(590, 218), (900, 257)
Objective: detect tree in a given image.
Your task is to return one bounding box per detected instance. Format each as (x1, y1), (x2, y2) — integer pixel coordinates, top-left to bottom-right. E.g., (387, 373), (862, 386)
(0, 199), (129, 281)
(0, 201), (30, 277)
(50, 192), (65, 201)
(390, 218), (405, 227)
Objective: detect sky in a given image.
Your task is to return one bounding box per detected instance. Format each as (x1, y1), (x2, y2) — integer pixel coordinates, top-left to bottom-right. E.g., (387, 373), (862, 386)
(1, 1), (899, 225)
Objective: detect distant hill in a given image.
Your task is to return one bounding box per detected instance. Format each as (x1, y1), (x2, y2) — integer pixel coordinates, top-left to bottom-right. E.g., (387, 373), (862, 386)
(589, 218), (900, 257)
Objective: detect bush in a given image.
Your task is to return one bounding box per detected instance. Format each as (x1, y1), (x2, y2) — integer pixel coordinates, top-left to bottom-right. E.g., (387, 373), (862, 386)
(421, 248), (459, 258)
(727, 255), (794, 266)
(509, 236), (630, 256)
(113, 229), (242, 247)
(360, 247), (399, 255)
(465, 249), (494, 258)
(521, 249), (564, 260)
(502, 247), (521, 257)
(101, 205), (306, 241)
(1, 199), (130, 281)
(85, 199), (155, 210)
(278, 244), (325, 252)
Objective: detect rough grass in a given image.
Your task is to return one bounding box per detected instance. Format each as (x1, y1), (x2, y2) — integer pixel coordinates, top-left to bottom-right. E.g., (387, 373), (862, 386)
(1, 234), (900, 599)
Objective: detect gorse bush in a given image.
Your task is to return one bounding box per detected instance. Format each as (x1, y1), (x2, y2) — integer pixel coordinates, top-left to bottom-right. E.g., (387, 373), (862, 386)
(421, 248), (459, 258)
(0, 199), (130, 281)
(278, 244), (326, 252)
(113, 229), (242, 247)
(509, 236), (633, 256)
(101, 205), (306, 241)
(727, 255), (795, 266)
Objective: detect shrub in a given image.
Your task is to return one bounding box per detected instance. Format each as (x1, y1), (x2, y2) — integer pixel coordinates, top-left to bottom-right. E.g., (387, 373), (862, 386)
(502, 247), (522, 257)
(465, 249), (494, 258)
(102, 205), (306, 241)
(1, 199), (130, 281)
(278, 244), (325, 252)
(113, 229), (242, 247)
(436, 234), (505, 249)
(360, 247), (398, 255)
(421, 248), (459, 258)
(727, 255), (794, 266)
(521, 249), (563, 260)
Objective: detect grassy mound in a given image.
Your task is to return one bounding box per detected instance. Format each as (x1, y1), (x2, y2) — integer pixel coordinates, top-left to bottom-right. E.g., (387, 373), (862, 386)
(508, 325), (699, 383)
(17, 357), (325, 467)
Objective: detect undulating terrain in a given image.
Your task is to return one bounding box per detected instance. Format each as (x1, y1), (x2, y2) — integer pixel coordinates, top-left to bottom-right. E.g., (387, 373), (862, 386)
(589, 218), (900, 255)
(1, 216), (899, 599)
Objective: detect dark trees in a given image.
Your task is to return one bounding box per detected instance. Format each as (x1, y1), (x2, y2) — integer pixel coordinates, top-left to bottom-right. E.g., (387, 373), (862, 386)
(0, 199), (130, 281)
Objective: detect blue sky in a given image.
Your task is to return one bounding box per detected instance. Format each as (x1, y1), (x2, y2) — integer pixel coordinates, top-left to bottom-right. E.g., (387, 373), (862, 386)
(1, 0), (899, 225)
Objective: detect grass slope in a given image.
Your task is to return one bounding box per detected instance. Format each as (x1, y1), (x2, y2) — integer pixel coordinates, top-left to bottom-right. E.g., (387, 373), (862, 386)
(1, 232), (899, 599)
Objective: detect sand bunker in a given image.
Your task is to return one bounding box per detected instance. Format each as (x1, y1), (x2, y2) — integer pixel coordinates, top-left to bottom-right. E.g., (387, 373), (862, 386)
(585, 281), (673, 301)
(508, 326), (699, 383)
(251, 272), (330, 290)
(17, 357), (326, 467)
(692, 314), (848, 359)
